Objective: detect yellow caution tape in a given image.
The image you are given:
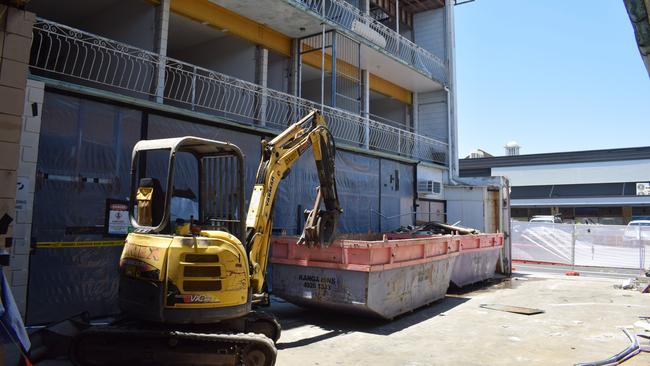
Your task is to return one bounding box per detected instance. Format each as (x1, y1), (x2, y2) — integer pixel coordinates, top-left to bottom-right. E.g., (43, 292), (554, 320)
(35, 240), (125, 248)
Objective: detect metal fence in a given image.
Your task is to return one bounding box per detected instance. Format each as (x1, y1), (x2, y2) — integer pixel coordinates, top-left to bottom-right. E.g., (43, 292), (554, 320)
(29, 18), (448, 164)
(512, 221), (650, 270)
(288, 0), (447, 84)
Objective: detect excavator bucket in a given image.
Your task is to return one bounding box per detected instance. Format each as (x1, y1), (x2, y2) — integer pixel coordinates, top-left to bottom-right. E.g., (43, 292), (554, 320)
(297, 187), (340, 247)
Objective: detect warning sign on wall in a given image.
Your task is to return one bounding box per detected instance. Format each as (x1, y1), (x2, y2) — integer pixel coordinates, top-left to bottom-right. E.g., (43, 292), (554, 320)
(105, 199), (130, 236)
(637, 183), (650, 196)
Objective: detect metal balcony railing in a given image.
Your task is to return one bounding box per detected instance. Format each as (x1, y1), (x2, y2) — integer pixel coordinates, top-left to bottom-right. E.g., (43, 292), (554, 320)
(288, 0), (447, 84)
(29, 18), (447, 164)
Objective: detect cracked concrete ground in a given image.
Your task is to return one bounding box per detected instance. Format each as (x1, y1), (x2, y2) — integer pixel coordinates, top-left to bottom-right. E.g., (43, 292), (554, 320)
(271, 270), (650, 366)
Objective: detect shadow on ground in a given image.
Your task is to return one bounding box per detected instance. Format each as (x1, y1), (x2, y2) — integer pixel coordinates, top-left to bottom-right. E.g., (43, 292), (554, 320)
(272, 295), (470, 349)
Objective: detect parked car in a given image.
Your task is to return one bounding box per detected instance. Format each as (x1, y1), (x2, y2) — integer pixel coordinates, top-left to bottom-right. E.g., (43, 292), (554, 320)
(623, 220), (650, 241)
(529, 215), (563, 224)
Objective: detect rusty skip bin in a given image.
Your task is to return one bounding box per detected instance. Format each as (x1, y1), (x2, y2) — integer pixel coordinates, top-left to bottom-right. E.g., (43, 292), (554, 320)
(270, 233), (504, 319)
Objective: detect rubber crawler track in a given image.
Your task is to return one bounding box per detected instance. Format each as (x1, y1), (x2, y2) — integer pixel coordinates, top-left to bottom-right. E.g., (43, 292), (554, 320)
(70, 325), (277, 366)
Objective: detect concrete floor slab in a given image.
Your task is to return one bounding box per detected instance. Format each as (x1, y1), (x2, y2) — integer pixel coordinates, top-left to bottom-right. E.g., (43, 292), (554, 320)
(271, 272), (650, 366)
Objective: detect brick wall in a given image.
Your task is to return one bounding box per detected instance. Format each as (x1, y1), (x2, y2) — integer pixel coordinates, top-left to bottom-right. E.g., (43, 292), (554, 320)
(0, 5), (36, 363)
(0, 5), (34, 270)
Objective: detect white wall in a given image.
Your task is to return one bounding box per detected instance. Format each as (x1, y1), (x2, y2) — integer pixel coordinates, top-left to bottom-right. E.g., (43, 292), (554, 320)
(445, 185), (488, 231)
(492, 159), (650, 186)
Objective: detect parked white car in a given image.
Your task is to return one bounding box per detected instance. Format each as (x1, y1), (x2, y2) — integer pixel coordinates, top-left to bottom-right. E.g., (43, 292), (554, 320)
(623, 220), (650, 241)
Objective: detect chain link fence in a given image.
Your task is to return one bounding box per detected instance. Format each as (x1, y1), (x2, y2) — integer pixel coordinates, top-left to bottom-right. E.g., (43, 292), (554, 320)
(512, 221), (650, 270)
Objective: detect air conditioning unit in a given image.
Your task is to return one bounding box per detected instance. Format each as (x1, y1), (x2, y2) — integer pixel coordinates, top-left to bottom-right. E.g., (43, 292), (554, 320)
(351, 20), (387, 49)
(417, 180), (442, 197)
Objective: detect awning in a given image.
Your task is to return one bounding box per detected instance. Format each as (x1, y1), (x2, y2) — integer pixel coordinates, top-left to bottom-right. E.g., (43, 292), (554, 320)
(511, 196), (650, 207)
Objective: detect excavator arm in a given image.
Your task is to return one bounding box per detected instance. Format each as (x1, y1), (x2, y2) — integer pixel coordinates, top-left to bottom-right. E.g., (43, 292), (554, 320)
(245, 110), (342, 294)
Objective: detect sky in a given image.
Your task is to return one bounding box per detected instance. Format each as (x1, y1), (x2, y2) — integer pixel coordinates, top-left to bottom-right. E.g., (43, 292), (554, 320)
(454, 0), (650, 158)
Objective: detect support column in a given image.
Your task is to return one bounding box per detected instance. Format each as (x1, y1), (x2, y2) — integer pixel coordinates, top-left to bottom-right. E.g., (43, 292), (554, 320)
(289, 38), (301, 123)
(395, 0), (400, 34)
(330, 31), (337, 109)
(361, 69), (370, 149)
(289, 39), (301, 97)
(445, 0), (459, 176)
(154, 0), (170, 103)
(363, 0), (370, 148)
(412, 92), (419, 132)
(11, 79), (44, 317)
(255, 46), (269, 127)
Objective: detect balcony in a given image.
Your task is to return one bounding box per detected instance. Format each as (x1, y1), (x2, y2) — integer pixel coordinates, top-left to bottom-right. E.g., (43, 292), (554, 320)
(29, 18), (447, 164)
(209, 0), (446, 91)
(286, 0), (447, 84)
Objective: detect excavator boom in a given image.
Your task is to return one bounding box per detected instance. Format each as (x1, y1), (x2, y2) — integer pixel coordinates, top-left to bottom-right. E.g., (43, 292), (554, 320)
(245, 110), (341, 294)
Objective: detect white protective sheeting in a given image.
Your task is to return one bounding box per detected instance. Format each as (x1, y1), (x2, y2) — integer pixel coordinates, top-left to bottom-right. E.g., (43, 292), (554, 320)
(512, 221), (649, 269)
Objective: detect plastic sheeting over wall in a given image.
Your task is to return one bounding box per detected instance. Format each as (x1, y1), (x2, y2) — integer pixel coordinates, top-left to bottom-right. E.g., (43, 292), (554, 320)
(27, 91), (416, 325)
(28, 92), (142, 325)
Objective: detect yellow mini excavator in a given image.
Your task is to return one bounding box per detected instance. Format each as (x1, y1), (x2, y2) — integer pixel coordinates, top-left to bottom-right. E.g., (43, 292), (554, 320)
(70, 110), (341, 366)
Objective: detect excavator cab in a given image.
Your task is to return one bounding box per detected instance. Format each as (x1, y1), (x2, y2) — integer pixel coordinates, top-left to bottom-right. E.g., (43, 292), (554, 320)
(119, 137), (253, 326)
(129, 136), (246, 240)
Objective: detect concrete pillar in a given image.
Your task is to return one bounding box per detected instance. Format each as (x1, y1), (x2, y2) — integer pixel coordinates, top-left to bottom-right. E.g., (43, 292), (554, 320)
(154, 0), (170, 103)
(255, 46), (269, 127)
(289, 38), (301, 97)
(361, 69), (370, 149)
(11, 79), (44, 316)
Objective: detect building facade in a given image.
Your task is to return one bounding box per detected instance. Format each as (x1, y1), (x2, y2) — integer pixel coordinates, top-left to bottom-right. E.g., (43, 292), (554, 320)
(460, 147), (650, 224)
(0, 0), (460, 325)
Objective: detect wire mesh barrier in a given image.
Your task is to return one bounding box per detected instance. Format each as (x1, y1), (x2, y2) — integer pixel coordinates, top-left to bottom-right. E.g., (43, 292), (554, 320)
(30, 18), (448, 164)
(512, 221), (650, 270)
(289, 0), (447, 84)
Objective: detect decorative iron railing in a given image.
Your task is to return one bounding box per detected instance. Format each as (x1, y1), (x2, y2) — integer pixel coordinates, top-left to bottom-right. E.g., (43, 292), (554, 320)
(29, 18), (447, 164)
(287, 0), (447, 84)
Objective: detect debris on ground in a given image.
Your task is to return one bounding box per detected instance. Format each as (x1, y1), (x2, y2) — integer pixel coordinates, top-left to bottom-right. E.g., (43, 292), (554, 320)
(393, 221), (480, 236)
(479, 304), (545, 315)
(613, 277), (650, 292)
(575, 328), (649, 366)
